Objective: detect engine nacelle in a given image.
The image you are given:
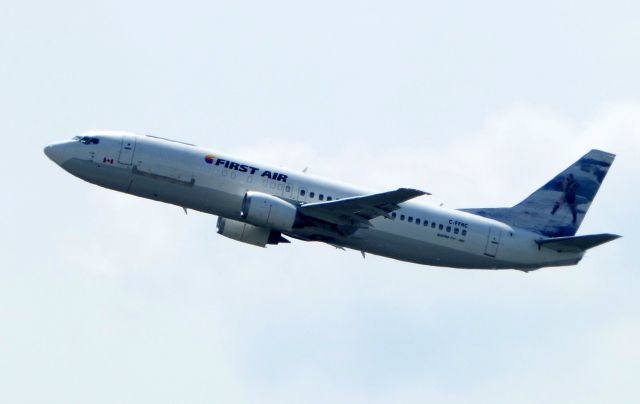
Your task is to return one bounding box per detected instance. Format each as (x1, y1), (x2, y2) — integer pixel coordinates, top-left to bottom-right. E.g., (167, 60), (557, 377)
(240, 191), (298, 231)
(216, 217), (288, 247)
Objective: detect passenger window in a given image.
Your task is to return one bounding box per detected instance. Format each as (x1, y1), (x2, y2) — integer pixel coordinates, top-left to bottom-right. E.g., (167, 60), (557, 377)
(310, 192), (315, 198)
(300, 189), (306, 196)
(423, 220), (428, 227)
(431, 222), (436, 229)
(327, 196), (333, 201)
(285, 185), (291, 192)
(438, 224), (443, 230)
(400, 214), (405, 221)
(446, 226), (451, 232)
(416, 218), (420, 225)
(462, 229), (467, 236)
(454, 228), (459, 234)
(391, 212), (397, 219)
(319, 194), (324, 201)
(408, 216), (413, 223)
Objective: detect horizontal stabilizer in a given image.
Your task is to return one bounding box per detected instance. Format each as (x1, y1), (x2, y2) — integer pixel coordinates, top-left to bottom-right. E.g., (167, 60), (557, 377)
(536, 233), (621, 253)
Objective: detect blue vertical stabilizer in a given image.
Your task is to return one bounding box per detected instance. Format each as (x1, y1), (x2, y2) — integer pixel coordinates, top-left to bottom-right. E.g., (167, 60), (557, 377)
(462, 149), (615, 237)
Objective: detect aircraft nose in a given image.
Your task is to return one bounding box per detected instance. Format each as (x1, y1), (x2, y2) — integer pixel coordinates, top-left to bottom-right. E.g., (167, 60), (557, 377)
(44, 143), (66, 165)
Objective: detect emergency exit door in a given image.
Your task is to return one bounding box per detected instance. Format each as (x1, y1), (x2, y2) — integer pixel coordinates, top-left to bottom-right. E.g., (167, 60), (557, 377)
(297, 187), (308, 203)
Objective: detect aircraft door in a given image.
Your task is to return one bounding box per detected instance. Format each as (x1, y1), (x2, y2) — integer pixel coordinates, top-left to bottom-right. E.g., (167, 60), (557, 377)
(118, 135), (137, 165)
(282, 183), (293, 199)
(484, 227), (502, 257)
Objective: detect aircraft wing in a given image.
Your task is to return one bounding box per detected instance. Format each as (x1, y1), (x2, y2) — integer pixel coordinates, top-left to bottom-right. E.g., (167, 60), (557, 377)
(299, 188), (428, 228)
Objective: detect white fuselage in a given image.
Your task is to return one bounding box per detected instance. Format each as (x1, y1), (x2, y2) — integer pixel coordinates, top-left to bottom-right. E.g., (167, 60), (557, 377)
(45, 132), (584, 270)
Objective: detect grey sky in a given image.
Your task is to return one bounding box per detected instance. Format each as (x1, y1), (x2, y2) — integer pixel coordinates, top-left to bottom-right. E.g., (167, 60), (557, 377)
(1, 1), (639, 403)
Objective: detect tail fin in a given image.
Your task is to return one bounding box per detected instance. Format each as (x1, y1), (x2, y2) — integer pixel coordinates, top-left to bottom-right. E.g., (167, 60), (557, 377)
(462, 149), (616, 237)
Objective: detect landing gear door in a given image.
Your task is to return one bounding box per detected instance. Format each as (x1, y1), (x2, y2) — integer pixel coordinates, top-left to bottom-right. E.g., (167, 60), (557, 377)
(484, 227), (502, 257)
(118, 135), (137, 165)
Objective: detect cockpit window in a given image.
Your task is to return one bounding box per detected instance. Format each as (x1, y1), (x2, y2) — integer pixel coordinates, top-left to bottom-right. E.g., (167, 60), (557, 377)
(73, 136), (100, 145)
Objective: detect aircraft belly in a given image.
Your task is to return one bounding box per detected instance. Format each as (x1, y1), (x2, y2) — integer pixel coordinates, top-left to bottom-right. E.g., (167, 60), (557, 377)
(330, 229), (513, 269)
(60, 157), (243, 219)
(127, 173), (244, 219)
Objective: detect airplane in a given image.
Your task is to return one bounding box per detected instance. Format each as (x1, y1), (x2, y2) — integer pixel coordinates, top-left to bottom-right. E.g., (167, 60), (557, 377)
(44, 131), (620, 271)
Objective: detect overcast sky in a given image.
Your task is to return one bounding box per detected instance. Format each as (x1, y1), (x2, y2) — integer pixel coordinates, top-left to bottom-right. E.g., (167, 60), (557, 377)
(1, 1), (639, 403)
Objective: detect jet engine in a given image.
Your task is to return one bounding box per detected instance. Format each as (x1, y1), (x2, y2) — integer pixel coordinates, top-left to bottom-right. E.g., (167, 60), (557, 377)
(216, 217), (289, 247)
(240, 191), (299, 231)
